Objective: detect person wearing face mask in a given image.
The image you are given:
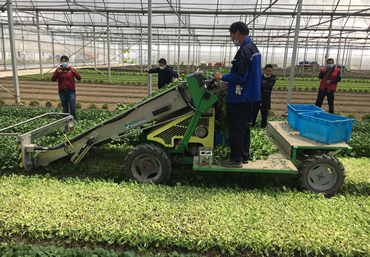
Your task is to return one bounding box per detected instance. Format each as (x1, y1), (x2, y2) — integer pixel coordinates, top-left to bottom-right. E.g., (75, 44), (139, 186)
(251, 64), (276, 128)
(314, 58), (341, 114)
(51, 55), (81, 119)
(144, 58), (179, 89)
(213, 21), (261, 168)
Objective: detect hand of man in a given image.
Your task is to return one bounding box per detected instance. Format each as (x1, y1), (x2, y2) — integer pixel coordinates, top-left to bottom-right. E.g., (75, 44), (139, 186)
(213, 71), (222, 80)
(57, 67), (62, 73)
(68, 66), (74, 72)
(326, 80), (331, 85)
(322, 67), (327, 72)
(144, 68), (149, 72)
(174, 78), (178, 82)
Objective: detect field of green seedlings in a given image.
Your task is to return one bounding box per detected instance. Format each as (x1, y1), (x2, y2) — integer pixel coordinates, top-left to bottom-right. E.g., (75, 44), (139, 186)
(0, 103), (369, 256)
(1, 67), (370, 256)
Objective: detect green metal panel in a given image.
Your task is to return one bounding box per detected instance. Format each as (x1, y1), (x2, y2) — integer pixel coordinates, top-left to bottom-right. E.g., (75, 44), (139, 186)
(175, 77), (218, 153)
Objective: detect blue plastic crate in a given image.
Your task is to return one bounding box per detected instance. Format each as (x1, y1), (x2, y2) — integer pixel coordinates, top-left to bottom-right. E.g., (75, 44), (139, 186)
(287, 104), (324, 130)
(298, 111), (355, 144)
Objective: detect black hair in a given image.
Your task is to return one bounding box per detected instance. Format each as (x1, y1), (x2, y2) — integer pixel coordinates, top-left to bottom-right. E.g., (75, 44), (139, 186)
(60, 55), (69, 62)
(327, 58), (334, 63)
(264, 64), (273, 70)
(229, 22), (249, 36)
(158, 58), (167, 65)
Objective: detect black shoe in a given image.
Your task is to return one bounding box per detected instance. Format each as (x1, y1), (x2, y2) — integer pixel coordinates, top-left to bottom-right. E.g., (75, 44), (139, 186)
(220, 159), (243, 168)
(242, 159), (249, 164)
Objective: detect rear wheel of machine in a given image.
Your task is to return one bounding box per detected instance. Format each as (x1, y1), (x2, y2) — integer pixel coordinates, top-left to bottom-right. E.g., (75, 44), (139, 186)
(124, 144), (171, 184)
(298, 154), (346, 197)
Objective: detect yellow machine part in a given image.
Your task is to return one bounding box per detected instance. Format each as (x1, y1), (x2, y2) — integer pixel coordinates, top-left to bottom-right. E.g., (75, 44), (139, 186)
(147, 109), (215, 148)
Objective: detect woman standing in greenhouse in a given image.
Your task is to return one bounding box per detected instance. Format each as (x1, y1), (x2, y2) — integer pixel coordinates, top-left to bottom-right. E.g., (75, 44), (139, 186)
(51, 55), (81, 119)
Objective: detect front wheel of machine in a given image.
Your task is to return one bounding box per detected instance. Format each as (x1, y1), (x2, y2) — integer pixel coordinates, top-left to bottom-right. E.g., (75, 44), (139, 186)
(298, 154), (346, 197)
(123, 144), (171, 184)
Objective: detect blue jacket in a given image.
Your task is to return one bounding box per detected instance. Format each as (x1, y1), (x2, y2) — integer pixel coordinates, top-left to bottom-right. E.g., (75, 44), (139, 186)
(222, 37), (261, 103)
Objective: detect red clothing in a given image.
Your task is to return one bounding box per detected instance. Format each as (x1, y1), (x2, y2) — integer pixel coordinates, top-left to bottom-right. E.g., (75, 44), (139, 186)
(51, 68), (81, 92)
(319, 67), (340, 92)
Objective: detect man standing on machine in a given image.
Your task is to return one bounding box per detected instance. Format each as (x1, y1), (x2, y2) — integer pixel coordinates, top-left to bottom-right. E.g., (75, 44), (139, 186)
(213, 21), (261, 168)
(144, 58), (179, 89)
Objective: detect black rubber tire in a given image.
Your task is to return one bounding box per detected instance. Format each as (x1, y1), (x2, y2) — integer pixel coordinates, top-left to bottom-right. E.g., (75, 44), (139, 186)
(123, 144), (171, 184)
(297, 154), (346, 197)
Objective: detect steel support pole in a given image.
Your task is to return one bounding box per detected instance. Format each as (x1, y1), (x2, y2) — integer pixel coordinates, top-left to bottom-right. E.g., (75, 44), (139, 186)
(325, 15), (333, 60)
(6, 0), (20, 103)
(107, 12), (111, 83)
(283, 36), (289, 79)
(103, 41), (105, 65)
(51, 32), (55, 67)
(121, 35), (124, 66)
(302, 37), (308, 74)
(174, 40), (176, 66)
(22, 28), (25, 69)
(187, 15), (190, 74)
(347, 46), (352, 70)
(168, 39), (170, 65)
(344, 44), (350, 72)
(36, 11), (43, 78)
(286, 0), (303, 107)
(341, 38), (347, 74)
(93, 27), (96, 73)
(199, 43), (201, 66)
(1, 25), (6, 70)
(314, 42), (319, 69)
(359, 47), (364, 70)
(177, 15), (181, 74)
(265, 32), (270, 66)
(193, 30), (195, 72)
(229, 43), (232, 68)
(140, 30), (143, 73)
(157, 35), (160, 61)
(336, 31), (342, 67)
(82, 36), (85, 66)
(147, 0), (152, 96)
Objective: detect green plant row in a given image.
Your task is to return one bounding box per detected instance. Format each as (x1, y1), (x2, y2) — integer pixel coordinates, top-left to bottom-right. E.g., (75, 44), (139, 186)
(0, 175), (369, 256)
(0, 243), (201, 257)
(0, 107), (138, 170)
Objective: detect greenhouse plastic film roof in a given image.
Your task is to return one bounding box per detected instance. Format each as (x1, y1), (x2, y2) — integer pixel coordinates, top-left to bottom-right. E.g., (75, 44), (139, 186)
(0, 0), (369, 48)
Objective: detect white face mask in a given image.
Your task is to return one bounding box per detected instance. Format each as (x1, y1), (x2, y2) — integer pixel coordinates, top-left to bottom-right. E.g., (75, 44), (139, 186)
(264, 74), (271, 78)
(159, 66), (165, 70)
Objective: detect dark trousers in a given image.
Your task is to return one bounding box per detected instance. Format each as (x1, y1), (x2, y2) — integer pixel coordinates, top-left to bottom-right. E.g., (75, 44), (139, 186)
(315, 89), (335, 114)
(227, 102), (253, 163)
(59, 89), (76, 119)
(251, 101), (269, 128)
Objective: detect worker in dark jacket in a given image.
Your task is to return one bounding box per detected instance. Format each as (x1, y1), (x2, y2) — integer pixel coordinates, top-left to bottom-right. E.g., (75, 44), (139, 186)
(315, 58), (341, 114)
(213, 21), (261, 168)
(144, 58), (179, 89)
(251, 64), (276, 128)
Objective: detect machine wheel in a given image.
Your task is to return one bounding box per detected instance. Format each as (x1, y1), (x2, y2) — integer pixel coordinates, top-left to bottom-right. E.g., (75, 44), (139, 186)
(297, 154), (346, 196)
(123, 144), (171, 184)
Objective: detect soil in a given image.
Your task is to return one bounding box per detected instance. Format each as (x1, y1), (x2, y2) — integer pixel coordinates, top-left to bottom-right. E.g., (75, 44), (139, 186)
(0, 77), (369, 118)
